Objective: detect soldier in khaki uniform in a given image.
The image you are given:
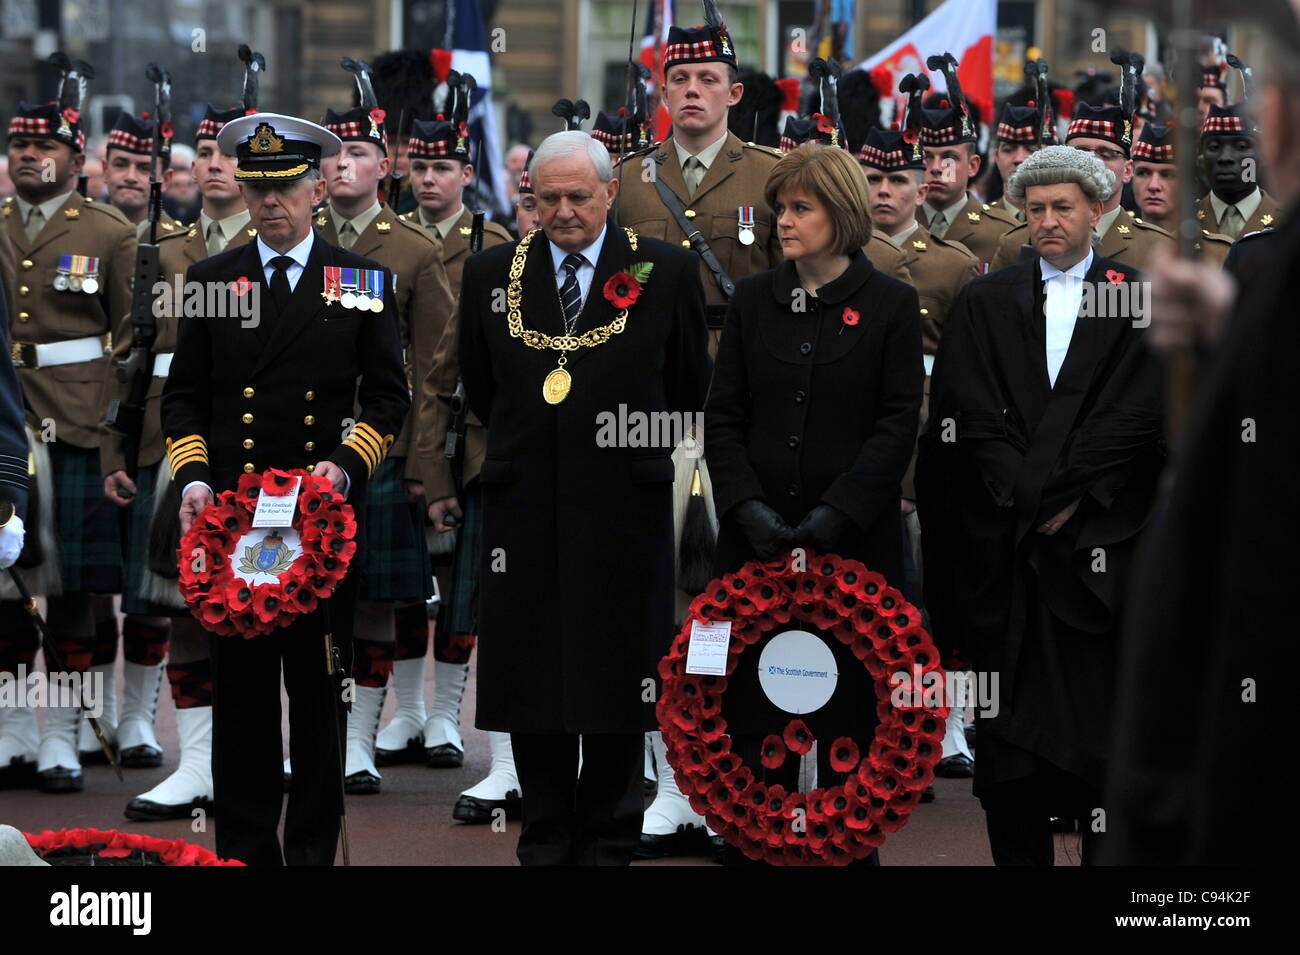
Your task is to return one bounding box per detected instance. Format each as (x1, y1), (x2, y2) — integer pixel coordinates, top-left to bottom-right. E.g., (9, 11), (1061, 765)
(990, 96), (1175, 272)
(399, 114), (515, 822)
(1196, 102), (1283, 239)
(1131, 122), (1233, 267)
(1, 88), (137, 794)
(986, 99), (1057, 224)
(860, 121), (980, 783)
(917, 76), (1018, 268)
(112, 103), (259, 823)
(103, 112), (182, 239)
(296, 93), (457, 795)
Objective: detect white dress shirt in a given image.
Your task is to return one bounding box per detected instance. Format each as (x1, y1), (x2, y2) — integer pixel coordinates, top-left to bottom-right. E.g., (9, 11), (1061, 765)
(548, 225), (607, 309)
(1040, 250), (1094, 388)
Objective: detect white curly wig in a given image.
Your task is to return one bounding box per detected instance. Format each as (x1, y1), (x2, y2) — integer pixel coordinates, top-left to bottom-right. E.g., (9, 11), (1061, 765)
(1006, 144), (1116, 204)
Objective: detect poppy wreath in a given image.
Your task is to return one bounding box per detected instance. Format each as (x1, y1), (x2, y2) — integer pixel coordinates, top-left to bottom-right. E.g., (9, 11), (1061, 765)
(656, 552), (948, 866)
(23, 828), (244, 866)
(177, 468), (357, 638)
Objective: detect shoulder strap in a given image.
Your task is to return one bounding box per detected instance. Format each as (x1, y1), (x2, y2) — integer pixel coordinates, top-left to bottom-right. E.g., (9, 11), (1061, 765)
(651, 174), (736, 299)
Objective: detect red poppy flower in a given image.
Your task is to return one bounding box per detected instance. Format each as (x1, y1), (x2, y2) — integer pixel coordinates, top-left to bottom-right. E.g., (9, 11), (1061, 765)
(828, 737), (861, 773)
(369, 108), (387, 126)
(760, 734), (787, 769)
(160, 121), (175, 141)
(62, 108), (80, 124)
(783, 719), (814, 755)
(233, 276), (252, 297)
(841, 306), (860, 327)
(696, 715), (726, 743)
(261, 468), (298, 494)
(602, 272), (642, 309)
(1106, 269), (1125, 285)
(815, 113), (834, 134)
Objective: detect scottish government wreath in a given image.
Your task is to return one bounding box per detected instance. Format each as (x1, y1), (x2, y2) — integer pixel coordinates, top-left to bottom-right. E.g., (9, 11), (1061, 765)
(657, 553), (949, 866)
(177, 468), (357, 638)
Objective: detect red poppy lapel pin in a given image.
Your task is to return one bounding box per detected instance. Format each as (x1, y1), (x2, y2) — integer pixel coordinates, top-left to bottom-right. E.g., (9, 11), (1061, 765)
(839, 305), (860, 335)
(602, 261), (654, 310)
(233, 276), (252, 296)
(1105, 269), (1125, 285)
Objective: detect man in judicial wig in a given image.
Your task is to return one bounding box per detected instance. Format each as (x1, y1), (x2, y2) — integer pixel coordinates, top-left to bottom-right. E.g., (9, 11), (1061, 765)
(705, 142), (923, 864)
(455, 130), (711, 865)
(916, 145), (1165, 865)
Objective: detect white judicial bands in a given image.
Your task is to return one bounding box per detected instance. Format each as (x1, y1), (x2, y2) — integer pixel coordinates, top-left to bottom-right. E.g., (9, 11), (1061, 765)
(49, 886), (152, 935)
(757, 630), (840, 714)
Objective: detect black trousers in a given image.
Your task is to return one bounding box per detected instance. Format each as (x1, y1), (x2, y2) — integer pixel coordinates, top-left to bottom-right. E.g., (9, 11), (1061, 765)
(979, 759), (1102, 866)
(209, 572), (356, 866)
(511, 731), (644, 866)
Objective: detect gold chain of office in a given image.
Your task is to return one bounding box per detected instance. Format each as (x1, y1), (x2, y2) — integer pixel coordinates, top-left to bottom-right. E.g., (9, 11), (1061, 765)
(506, 227), (639, 351)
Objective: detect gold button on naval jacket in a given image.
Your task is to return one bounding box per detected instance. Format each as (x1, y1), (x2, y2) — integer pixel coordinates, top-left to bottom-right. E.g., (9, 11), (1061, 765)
(20, 260), (33, 269)
(303, 415), (314, 425)
(682, 239), (691, 247)
(243, 387), (255, 398)
(242, 439), (254, 449)
(304, 441), (315, 451)
(920, 308), (929, 315)
(243, 463), (254, 473)
(17, 312), (29, 322)
(18, 286), (29, 296)
(242, 413), (253, 424)
(304, 391), (314, 401)
(306, 464), (315, 473)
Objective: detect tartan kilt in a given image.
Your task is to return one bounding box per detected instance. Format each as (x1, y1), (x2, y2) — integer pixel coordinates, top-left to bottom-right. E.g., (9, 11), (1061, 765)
(441, 481), (482, 635)
(49, 442), (123, 594)
(120, 461), (185, 617)
(360, 457), (433, 602)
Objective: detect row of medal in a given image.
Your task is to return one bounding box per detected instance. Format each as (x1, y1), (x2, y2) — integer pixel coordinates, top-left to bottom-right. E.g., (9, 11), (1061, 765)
(53, 254), (101, 294)
(322, 266), (385, 312)
(737, 206), (755, 246)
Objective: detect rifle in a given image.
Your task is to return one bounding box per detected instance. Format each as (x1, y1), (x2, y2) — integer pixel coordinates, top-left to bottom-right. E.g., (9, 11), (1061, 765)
(106, 64), (171, 486)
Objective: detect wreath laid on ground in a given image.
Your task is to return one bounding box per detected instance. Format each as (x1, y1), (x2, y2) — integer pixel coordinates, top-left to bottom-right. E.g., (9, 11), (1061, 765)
(656, 552), (948, 866)
(177, 468), (356, 638)
(24, 829), (243, 866)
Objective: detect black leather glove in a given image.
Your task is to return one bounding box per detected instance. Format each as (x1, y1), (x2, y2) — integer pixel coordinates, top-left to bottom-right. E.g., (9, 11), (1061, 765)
(732, 499), (796, 561)
(792, 504), (853, 555)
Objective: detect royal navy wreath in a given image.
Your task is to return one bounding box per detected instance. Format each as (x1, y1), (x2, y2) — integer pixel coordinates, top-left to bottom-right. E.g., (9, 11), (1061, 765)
(657, 553), (948, 865)
(177, 468), (357, 638)
(24, 828), (244, 866)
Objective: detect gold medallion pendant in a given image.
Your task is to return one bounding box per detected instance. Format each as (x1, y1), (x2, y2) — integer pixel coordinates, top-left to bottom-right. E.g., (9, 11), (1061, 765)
(543, 364), (571, 404)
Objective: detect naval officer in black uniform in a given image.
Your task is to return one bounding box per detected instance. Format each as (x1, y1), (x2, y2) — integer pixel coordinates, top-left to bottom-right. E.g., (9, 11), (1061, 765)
(161, 113), (410, 865)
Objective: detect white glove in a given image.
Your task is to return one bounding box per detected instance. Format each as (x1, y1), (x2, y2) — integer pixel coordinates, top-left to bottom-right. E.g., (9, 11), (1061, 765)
(0, 514), (24, 570)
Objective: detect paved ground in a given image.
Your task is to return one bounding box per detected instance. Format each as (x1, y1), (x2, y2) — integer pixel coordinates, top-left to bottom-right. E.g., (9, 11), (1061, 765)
(2, 656), (1085, 866)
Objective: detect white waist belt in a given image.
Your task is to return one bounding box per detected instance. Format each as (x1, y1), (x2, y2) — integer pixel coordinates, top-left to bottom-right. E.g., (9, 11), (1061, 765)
(152, 352), (173, 377)
(12, 336), (104, 369)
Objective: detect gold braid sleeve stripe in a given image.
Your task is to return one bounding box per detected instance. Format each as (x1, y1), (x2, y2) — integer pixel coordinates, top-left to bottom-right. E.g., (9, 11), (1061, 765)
(166, 435), (208, 478)
(343, 422), (391, 477)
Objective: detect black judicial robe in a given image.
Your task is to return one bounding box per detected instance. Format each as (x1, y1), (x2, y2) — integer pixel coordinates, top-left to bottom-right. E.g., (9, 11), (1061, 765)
(916, 254), (1166, 796)
(1101, 210), (1299, 864)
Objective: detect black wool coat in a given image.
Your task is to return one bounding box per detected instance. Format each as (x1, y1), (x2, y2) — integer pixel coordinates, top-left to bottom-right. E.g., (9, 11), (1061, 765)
(916, 253), (1166, 792)
(704, 250), (923, 736)
(458, 223), (711, 734)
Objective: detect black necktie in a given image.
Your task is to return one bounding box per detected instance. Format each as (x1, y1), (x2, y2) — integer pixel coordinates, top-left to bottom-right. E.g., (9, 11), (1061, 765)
(269, 255), (294, 313)
(559, 253), (585, 329)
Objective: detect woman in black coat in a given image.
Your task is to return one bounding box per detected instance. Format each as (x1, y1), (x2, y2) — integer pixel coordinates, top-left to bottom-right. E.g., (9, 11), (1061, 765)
(704, 142), (923, 863)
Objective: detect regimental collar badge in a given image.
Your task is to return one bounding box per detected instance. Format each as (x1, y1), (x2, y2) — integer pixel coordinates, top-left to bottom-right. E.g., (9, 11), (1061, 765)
(1116, 224), (1131, 234)
(966, 211), (980, 222)
(64, 208), (80, 219)
(376, 221), (391, 232)
(912, 239), (927, 250)
(1261, 214), (1274, 226)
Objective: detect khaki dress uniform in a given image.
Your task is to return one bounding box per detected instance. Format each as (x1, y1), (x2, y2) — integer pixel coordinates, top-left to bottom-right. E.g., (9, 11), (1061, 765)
(990, 207), (1174, 273)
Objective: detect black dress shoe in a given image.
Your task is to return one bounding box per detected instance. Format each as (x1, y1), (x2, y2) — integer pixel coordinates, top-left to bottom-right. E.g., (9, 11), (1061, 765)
(79, 743), (118, 766)
(453, 791), (521, 824)
(427, 743), (464, 768)
(37, 766), (84, 794)
(375, 737), (425, 766)
(119, 744), (164, 769)
(935, 754), (974, 778)
(634, 825), (708, 860)
(124, 794), (214, 822)
(920, 783), (936, 803)
(344, 771), (381, 795)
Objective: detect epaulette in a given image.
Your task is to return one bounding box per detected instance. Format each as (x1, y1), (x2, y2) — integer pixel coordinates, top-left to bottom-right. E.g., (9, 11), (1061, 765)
(615, 141), (660, 167)
(744, 141), (784, 159)
(1129, 214), (1173, 236)
(1236, 227), (1276, 243)
(392, 213), (441, 247)
(483, 218), (514, 241)
(978, 202), (1017, 225)
(931, 233), (980, 262)
(80, 200), (132, 226)
(158, 228), (189, 243)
